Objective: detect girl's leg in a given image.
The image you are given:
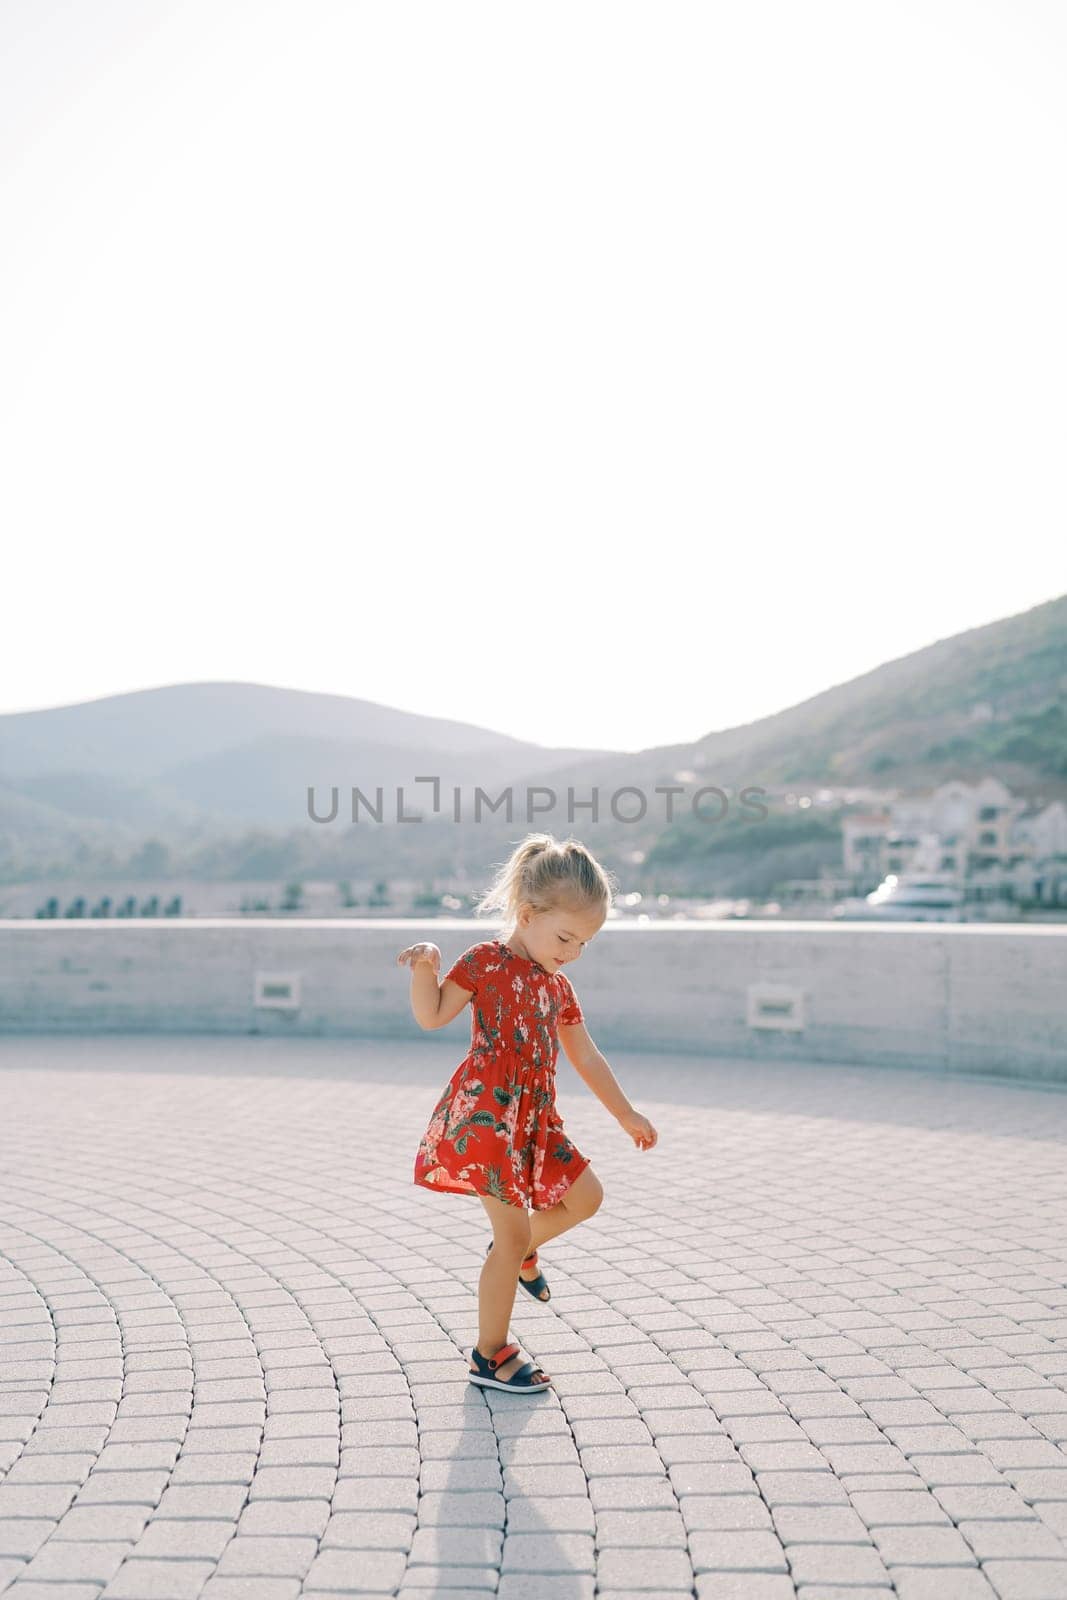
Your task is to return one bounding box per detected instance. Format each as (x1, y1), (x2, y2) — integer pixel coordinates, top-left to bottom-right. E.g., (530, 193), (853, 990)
(525, 1166), (604, 1258)
(474, 1195), (543, 1384)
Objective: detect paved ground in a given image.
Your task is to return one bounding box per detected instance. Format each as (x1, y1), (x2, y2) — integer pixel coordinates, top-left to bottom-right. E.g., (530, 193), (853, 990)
(1, 1036), (1066, 1600)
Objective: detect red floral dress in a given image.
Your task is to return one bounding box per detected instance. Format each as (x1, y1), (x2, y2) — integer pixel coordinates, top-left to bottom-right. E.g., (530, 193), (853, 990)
(413, 937), (591, 1211)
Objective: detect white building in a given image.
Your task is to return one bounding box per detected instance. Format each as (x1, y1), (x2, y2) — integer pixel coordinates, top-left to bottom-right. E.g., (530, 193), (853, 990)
(841, 778), (1067, 905)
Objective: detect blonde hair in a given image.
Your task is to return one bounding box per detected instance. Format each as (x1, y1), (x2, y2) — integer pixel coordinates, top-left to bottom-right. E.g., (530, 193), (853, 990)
(472, 832), (617, 937)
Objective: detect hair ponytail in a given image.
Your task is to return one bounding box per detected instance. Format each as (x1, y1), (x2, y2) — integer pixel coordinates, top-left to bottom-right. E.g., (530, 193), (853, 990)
(471, 831), (616, 935)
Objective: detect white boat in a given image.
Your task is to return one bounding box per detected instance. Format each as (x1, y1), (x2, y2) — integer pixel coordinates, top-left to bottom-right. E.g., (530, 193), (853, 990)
(834, 870), (964, 921)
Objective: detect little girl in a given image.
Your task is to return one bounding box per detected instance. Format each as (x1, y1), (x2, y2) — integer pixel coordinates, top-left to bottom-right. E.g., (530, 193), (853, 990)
(398, 832), (658, 1396)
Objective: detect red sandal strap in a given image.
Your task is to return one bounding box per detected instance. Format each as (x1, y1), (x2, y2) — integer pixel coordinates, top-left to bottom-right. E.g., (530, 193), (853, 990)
(486, 1242), (539, 1268)
(488, 1342), (520, 1368)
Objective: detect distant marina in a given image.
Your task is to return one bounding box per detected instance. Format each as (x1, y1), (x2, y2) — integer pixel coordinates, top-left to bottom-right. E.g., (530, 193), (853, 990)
(0, 877), (1060, 924)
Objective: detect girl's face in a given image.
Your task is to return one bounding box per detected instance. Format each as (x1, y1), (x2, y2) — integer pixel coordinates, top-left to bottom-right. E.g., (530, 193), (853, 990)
(514, 904), (605, 972)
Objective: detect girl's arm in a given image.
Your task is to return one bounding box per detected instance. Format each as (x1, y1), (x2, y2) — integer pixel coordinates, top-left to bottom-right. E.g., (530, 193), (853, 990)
(396, 943), (473, 1030)
(396, 943), (442, 1029)
(559, 1022), (658, 1150)
(558, 1022), (633, 1119)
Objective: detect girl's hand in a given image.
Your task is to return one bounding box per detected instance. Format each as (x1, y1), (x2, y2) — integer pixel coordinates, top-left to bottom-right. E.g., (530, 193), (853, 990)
(396, 942), (442, 975)
(618, 1109), (657, 1151)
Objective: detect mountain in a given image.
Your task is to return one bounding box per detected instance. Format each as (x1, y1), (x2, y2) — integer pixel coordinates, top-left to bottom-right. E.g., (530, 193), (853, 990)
(1, 595), (1064, 889)
(457, 591), (1067, 894)
(0, 680), (550, 781)
(693, 587), (1067, 785)
(0, 682), (622, 869)
(504, 590), (1067, 805)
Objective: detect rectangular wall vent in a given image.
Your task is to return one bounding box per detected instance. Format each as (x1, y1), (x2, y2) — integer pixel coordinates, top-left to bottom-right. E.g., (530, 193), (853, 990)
(746, 983), (805, 1031)
(254, 972), (301, 1011)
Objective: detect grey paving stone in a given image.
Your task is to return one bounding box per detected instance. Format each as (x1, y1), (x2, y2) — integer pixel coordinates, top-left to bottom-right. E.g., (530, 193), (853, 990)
(980, 1561), (1067, 1598)
(689, 1529), (789, 1573)
(756, 1471), (852, 1506)
(153, 1483), (249, 1519)
(1, 1584), (106, 1600)
(498, 1530), (596, 1572)
(398, 1574), (498, 1593)
(9, 1037), (1067, 1599)
(413, 1490), (506, 1526)
(1033, 1502), (1067, 1538)
(772, 1504), (870, 1542)
(506, 1497), (596, 1534)
(96, 1442), (182, 1472)
(594, 1548), (694, 1589)
(502, 1464), (589, 1498)
(787, 1541), (893, 1585)
(588, 1476), (678, 1511)
(327, 1478), (418, 1514)
(247, 1464), (336, 1499)
(892, 1573), (998, 1600)
(655, 1434), (741, 1465)
(213, 1533), (319, 1574)
(303, 1546), (407, 1591)
(100, 1557), (218, 1597)
(271, 1413), (340, 1440)
(594, 1591), (695, 1600)
(169, 1449), (257, 1483)
(420, 1457), (502, 1491)
(1011, 1471), (1067, 1502)
(694, 1578), (796, 1600)
(408, 1526), (503, 1564)
(983, 1443), (1066, 1470)
(872, 1521), (979, 1563)
(740, 1441), (833, 1472)
(594, 1508), (687, 1546)
(579, 1445), (666, 1477)
(318, 1511), (416, 1549)
(791, 1588), (893, 1599)
(257, 1438), (339, 1467)
(850, 1489), (952, 1525)
(334, 1445), (419, 1477)
(40, 1389), (121, 1421)
(0, 1481), (80, 1521)
(133, 1517), (236, 1557)
(417, 1431), (497, 1461)
(200, 1582), (303, 1600)
(680, 1494), (773, 1532)
(935, 1485), (1039, 1520)
(69, 1464), (172, 1503)
(2, 1452), (97, 1484)
(912, 1453), (1008, 1485)
(0, 1517), (56, 1558)
(957, 1518), (1067, 1559)
(20, 1539), (131, 1582)
(840, 1471), (927, 1495)
(667, 1462), (754, 1495)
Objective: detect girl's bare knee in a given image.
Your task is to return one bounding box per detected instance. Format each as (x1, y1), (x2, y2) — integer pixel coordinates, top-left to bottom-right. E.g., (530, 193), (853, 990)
(494, 1226), (533, 1258)
(482, 1206), (533, 1258)
(575, 1169), (604, 1217)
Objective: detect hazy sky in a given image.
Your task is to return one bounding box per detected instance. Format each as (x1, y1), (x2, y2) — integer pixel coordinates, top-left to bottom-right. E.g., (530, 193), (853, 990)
(2, 0), (1065, 754)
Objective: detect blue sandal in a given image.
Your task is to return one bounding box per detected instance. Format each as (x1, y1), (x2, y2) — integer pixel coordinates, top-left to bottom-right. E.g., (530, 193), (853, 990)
(468, 1341), (552, 1394)
(485, 1239), (551, 1303)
